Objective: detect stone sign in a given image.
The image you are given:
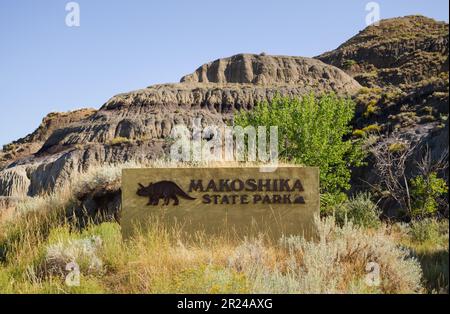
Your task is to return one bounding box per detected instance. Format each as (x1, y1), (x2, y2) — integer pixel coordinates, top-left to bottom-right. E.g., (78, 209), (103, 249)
(121, 166), (319, 239)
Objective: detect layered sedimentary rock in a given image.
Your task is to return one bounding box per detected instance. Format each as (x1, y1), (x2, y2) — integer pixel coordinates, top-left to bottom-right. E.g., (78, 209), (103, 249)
(317, 15), (448, 87)
(181, 53), (359, 89)
(2, 15), (447, 199)
(0, 55), (360, 197)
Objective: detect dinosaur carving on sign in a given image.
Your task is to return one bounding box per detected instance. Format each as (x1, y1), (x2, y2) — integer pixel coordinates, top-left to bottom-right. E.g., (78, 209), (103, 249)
(137, 181), (196, 206)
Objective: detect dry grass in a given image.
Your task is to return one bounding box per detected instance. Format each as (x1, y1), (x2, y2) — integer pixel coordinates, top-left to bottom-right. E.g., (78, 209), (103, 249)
(0, 213), (426, 294)
(391, 220), (449, 293)
(0, 161), (446, 294)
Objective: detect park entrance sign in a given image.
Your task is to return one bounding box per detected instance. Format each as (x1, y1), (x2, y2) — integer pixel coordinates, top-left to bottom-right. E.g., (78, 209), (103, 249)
(121, 166), (319, 239)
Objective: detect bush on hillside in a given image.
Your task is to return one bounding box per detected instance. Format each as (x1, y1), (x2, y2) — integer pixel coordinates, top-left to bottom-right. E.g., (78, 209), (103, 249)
(409, 219), (442, 244)
(334, 192), (381, 229)
(410, 173), (448, 218)
(231, 217), (424, 293)
(235, 94), (365, 195)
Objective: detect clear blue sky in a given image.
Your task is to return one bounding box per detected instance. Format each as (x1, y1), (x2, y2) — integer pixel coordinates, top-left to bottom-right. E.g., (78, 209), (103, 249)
(0, 0), (448, 146)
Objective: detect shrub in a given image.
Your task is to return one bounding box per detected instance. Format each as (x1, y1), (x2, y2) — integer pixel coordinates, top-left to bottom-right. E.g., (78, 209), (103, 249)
(410, 173), (448, 218)
(110, 137), (131, 146)
(388, 142), (407, 153)
(409, 219), (441, 244)
(353, 124), (381, 138)
(364, 101), (379, 117)
(44, 231), (104, 278)
(234, 94), (365, 194)
(382, 90), (402, 102)
(352, 129), (366, 138)
(73, 164), (122, 195)
(420, 106), (433, 115)
(358, 87), (371, 95)
(362, 124), (382, 134)
(320, 192), (347, 216)
(233, 217), (424, 293)
(40, 222), (123, 279)
(334, 192), (381, 229)
(419, 115), (436, 123)
(2, 143), (15, 152)
(343, 59), (357, 69)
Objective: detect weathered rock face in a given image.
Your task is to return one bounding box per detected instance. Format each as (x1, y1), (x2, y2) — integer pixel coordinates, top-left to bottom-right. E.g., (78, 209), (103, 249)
(0, 55), (359, 197)
(316, 15), (449, 198)
(317, 15), (448, 139)
(39, 55), (359, 154)
(181, 54), (359, 90)
(0, 109), (96, 169)
(40, 81), (360, 153)
(3, 15), (447, 202)
(1, 141), (165, 197)
(317, 15), (448, 87)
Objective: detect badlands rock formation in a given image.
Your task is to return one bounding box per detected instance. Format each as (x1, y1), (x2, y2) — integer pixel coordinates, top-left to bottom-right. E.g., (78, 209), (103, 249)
(316, 16), (449, 190)
(1, 15), (448, 201)
(0, 54), (360, 197)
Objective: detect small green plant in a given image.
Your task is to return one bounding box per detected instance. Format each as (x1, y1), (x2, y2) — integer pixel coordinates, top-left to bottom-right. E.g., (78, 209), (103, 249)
(362, 124), (382, 134)
(419, 115), (436, 123)
(409, 219), (441, 244)
(110, 137), (131, 146)
(420, 106), (433, 116)
(363, 101), (379, 118)
(382, 89), (401, 102)
(352, 129), (366, 138)
(320, 192), (348, 216)
(343, 59), (357, 69)
(388, 142), (407, 153)
(334, 192), (381, 228)
(357, 87), (382, 95)
(358, 87), (371, 95)
(410, 173), (448, 218)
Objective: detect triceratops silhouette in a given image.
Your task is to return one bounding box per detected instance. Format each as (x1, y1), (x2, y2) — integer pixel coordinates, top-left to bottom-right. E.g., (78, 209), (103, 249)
(136, 180), (196, 206)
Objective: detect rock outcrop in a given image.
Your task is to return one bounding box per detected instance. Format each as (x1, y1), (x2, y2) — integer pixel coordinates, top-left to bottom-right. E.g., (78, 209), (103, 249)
(317, 15), (448, 87)
(181, 54), (359, 90)
(0, 109), (96, 169)
(0, 55), (359, 197)
(316, 16), (448, 134)
(316, 15), (449, 193)
(1, 16), (448, 200)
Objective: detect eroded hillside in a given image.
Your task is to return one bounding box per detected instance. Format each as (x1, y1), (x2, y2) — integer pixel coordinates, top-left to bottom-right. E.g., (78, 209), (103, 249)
(0, 15), (448, 200)
(0, 55), (359, 197)
(317, 15), (449, 190)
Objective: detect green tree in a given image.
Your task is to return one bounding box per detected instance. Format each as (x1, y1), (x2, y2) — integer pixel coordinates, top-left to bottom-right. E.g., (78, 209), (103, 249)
(234, 94), (365, 194)
(410, 172), (448, 218)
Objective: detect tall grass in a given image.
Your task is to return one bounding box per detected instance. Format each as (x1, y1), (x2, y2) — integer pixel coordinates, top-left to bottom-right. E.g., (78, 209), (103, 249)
(393, 219), (449, 293)
(0, 214), (425, 294)
(0, 161), (446, 294)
